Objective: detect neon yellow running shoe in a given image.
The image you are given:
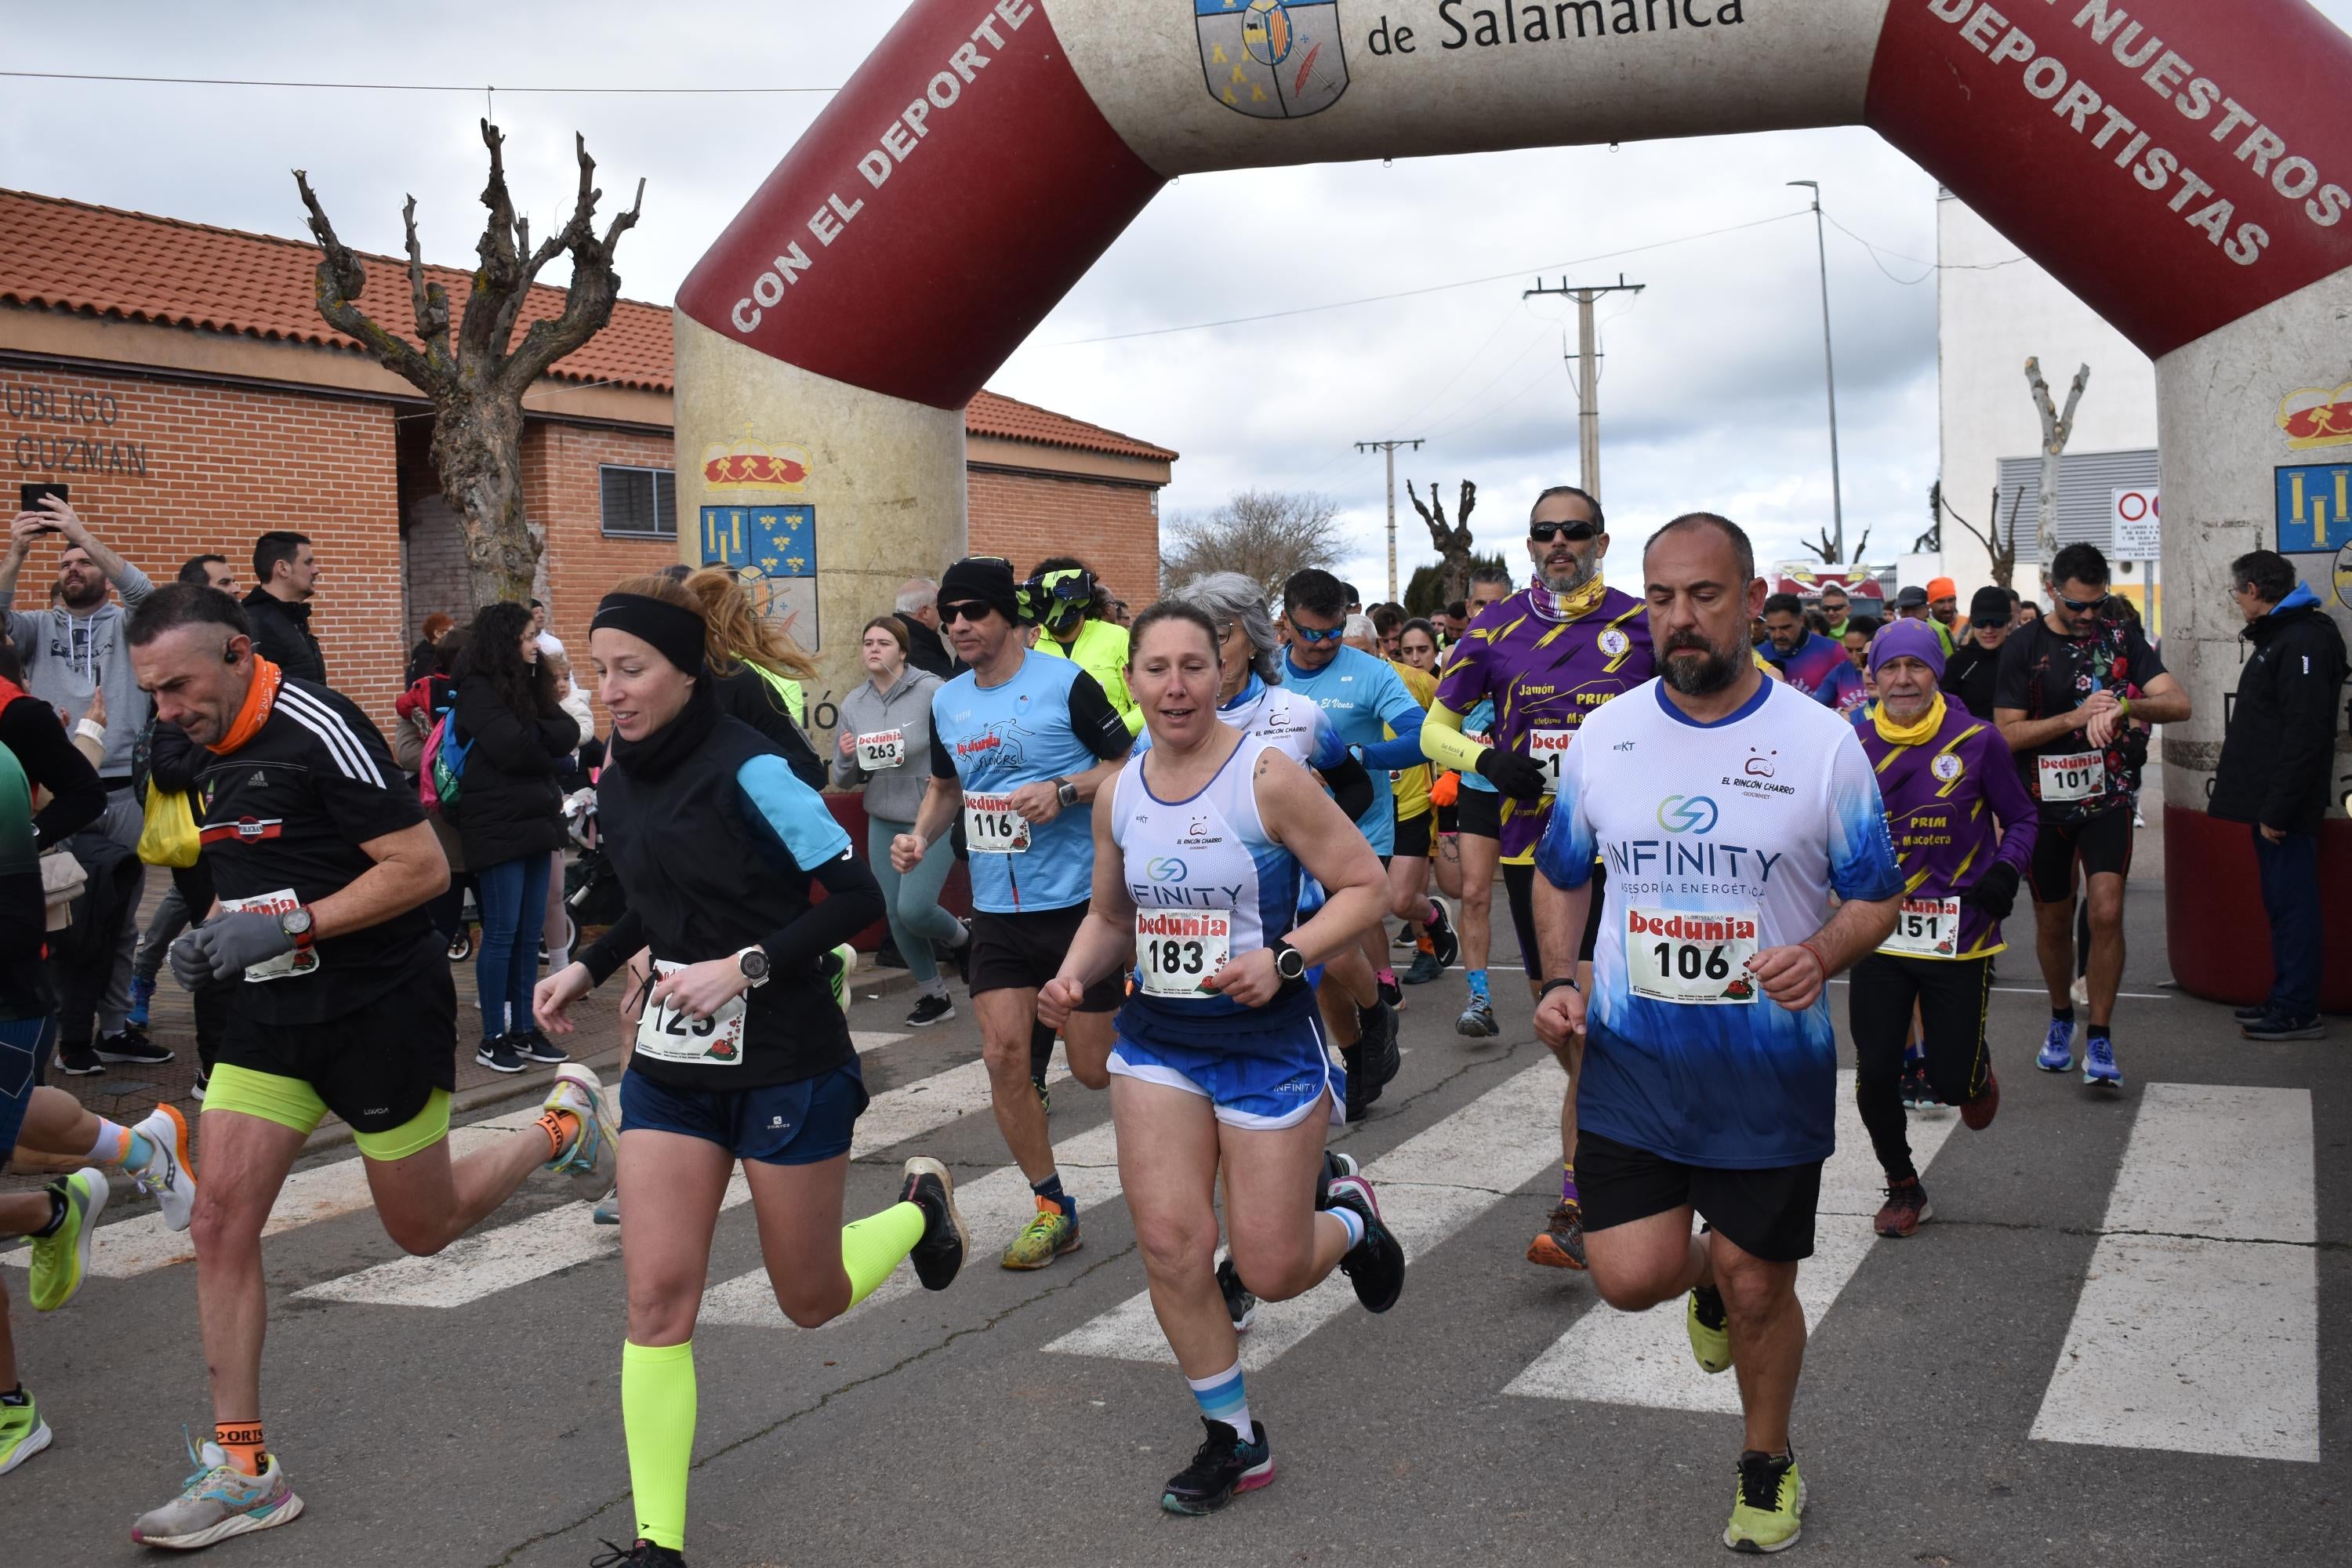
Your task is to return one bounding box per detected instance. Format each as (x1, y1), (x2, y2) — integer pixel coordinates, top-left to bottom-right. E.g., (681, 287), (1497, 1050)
(829, 943), (855, 1014)
(28, 1168), (107, 1312)
(1724, 1451), (1804, 1553)
(999, 1197), (1080, 1270)
(1686, 1284), (1732, 1375)
(0, 1389), (52, 1475)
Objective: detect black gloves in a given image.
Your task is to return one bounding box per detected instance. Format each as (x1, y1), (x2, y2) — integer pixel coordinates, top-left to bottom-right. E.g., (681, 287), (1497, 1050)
(1961, 862), (2020, 921)
(1475, 746), (1549, 803)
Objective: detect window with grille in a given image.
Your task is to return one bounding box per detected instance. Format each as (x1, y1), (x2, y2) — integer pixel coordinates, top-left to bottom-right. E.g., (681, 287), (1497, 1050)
(600, 466), (677, 538)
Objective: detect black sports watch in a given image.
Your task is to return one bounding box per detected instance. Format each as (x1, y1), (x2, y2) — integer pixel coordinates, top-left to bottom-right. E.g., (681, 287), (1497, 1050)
(736, 946), (771, 988)
(1054, 776), (1080, 808)
(1272, 940), (1307, 982)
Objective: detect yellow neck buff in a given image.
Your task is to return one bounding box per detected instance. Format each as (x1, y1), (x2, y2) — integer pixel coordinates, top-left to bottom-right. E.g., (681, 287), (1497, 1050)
(1873, 691), (1946, 748)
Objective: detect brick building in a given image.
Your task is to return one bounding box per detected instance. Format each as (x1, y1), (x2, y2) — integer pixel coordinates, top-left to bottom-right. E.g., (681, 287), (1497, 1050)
(0, 188), (1174, 734)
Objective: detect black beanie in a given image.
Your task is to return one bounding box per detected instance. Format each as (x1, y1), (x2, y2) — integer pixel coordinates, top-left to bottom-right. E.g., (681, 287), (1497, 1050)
(938, 557), (1027, 626)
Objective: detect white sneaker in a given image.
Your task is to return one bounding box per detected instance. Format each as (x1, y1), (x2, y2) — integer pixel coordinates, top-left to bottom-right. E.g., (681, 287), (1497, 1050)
(128, 1104), (197, 1232)
(543, 1064), (616, 1201)
(131, 1440), (303, 1549)
(2069, 973), (2090, 1011)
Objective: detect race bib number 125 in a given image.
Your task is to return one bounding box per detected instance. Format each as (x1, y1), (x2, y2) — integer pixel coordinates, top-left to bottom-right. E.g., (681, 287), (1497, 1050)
(633, 959), (746, 1066)
(1625, 907), (1759, 1005)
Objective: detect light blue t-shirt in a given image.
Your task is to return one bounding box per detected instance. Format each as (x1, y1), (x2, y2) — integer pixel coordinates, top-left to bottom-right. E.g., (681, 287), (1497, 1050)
(1280, 646), (1425, 855)
(931, 652), (1110, 913)
(1457, 697), (1498, 795)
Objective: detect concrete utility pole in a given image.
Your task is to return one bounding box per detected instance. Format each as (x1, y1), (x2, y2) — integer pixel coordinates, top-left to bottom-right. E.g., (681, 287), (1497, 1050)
(1356, 437), (1425, 601)
(1523, 273), (1644, 499)
(1788, 180), (1846, 564)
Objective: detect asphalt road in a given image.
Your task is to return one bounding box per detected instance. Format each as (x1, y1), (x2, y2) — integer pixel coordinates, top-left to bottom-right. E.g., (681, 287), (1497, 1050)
(8, 862), (2347, 1567)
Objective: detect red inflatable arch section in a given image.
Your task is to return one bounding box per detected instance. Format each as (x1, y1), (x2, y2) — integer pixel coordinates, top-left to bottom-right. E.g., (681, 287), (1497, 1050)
(673, 0), (2352, 1010)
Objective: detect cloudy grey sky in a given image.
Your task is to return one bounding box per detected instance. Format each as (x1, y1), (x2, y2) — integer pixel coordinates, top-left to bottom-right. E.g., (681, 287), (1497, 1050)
(6, 1), (2348, 598)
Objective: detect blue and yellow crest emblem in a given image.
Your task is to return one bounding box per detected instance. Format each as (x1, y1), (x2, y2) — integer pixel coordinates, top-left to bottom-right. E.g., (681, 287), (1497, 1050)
(1196, 0), (1348, 119)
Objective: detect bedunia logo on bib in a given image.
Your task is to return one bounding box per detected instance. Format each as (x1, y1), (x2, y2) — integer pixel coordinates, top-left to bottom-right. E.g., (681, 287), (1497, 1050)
(1627, 910), (1757, 943)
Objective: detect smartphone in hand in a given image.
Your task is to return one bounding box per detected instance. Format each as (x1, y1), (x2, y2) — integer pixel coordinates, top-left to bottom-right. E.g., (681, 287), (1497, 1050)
(17, 483), (67, 532)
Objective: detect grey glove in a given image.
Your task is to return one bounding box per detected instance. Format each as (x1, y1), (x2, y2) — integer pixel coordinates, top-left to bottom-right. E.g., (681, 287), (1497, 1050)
(167, 931), (212, 992)
(184, 909), (298, 982)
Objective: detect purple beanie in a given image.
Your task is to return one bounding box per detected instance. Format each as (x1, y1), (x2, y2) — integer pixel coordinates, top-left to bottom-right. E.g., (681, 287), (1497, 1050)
(1869, 617), (1947, 680)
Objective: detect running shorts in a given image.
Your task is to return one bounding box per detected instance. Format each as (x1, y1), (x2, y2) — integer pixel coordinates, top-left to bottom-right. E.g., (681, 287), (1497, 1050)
(621, 1060), (868, 1165)
(2028, 808), (2134, 904)
(1456, 788), (1502, 841)
(969, 905), (1123, 1011)
(1109, 1012), (1342, 1131)
(0, 1015), (46, 1165)
(1393, 810), (1433, 860)
(212, 965), (457, 1155)
(1574, 1127), (1824, 1263)
(1436, 802), (1459, 836)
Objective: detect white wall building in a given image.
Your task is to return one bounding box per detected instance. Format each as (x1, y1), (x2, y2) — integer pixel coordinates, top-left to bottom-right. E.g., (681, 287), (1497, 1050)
(1936, 189), (2159, 600)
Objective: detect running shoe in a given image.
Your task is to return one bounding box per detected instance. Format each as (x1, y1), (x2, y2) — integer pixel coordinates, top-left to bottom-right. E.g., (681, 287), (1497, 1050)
(905, 993), (955, 1028)
(2034, 1018), (2074, 1073)
(1325, 1174), (1405, 1313)
(128, 1104), (197, 1232)
(1686, 1284), (1732, 1374)
(28, 1169), (106, 1312)
(1216, 1255), (1257, 1332)
(999, 1196), (1080, 1270)
(1526, 1200), (1588, 1269)
(130, 1439), (303, 1550)
(592, 1189), (621, 1226)
(2232, 1002), (2271, 1023)
(1314, 1149), (1359, 1211)
(898, 1156), (968, 1292)
(1424, 902), (1461, 969)
(2082, 1033), (2123, 1088)
(475, 1035), (528, 1075)
(511, 1027), (569, 1065)
(827, 943), (855, 1013)
(1723, 1450), (1805, 1554)
(2241, 1011), (2325, 1041)
(127, 972), (156, 1029)
(1401, 949), (1446, 986)
(96, 1026), (172, 1065)
(1873, 1178), (1931, 1239)
(2070, 972), (2091, 1012)
(0, 1391), (50, 1476)
(53, 1039), (102, 1077)
(1160, 1417), (1273, 1515)
(543, 1065), (618, 1200)
(1363, 1004), (1401, 1089)
(190, 1067), (208, 1104)
(588, 1541), (686, 1567)
(1376, 974), (1403, 1011)
(1961, 1068), (2001, 1132)
(939, 917), (975, 987)
(1900, 1059), (1937, 1109)
(1455, 1000), (1499, 1039)
(1394, 927), (1418, 949)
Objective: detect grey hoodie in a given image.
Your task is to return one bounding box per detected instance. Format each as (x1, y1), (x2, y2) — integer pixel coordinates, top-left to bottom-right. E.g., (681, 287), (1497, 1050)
(5, 562), (155, 780)
(832, 666), (942, 823)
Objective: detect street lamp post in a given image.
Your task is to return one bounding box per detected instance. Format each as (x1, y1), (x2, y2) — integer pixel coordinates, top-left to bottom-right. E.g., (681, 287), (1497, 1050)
(1789, 180), (1846, 565)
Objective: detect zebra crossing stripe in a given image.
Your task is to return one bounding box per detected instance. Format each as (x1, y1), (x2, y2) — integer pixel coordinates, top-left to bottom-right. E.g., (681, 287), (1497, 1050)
(294, 1050), (1061, 1310)
(1043, 1058), (1565, 1370)
(2029, 1083), (2318, 1462)
(1504, 1071), (1961, 1412)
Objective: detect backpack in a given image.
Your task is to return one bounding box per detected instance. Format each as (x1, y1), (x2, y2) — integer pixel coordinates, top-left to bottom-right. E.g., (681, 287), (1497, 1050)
(421, 715), (473, 815)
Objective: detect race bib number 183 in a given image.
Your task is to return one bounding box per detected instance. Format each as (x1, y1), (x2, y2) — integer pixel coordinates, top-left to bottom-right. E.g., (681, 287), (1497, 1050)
(1136, 910), (1232, 997)
(1625, 907), (1759, 1004)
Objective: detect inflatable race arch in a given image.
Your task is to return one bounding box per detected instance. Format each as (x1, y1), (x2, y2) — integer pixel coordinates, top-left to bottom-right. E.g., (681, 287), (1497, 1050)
(671, 0), (2352, 1007)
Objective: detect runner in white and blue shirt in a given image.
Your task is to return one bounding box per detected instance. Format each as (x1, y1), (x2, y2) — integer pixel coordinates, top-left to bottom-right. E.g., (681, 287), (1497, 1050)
(1528, 514), (1903, 1557)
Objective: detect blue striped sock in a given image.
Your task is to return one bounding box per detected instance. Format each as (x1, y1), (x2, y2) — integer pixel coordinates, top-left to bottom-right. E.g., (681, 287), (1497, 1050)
(1185, 1361), (1254, 1444)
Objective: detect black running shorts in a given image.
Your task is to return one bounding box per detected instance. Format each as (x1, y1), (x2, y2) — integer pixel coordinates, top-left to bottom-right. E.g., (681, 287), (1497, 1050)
(969, 904), (1123, 1011)
(216, 964), (457, 1136)
(1456, 788), (1502, 841)
(1392, 810), (1433, 860)
(1574, 1127), (1824, 1263)
(2028, 808), (2135, 903)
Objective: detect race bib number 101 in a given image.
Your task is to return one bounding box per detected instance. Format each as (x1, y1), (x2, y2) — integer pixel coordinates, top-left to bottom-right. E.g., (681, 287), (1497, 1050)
(2038, 749), (2104, 803)
(1136, 910), (1232, 997)
(1624, 907), (1759, 1005)
(962, 793), (1032, 854)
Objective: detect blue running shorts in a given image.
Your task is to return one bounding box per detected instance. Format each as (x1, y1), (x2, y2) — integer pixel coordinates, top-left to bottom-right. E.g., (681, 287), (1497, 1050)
(1109, 1014), (1344, 1131)
(620, 1061), (869, 1165)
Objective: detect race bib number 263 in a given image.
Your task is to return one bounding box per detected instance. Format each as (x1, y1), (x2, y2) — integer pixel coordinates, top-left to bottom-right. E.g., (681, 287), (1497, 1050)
(1624, 907), (1759, 1005)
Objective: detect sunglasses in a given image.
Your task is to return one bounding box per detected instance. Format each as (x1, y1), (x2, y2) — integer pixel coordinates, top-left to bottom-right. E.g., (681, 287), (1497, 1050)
(939, 601), (995, 625)
(1290, 622), (1348, 644)
(1530, 521), (1600, 544)
(2053, 590), (2106, 614)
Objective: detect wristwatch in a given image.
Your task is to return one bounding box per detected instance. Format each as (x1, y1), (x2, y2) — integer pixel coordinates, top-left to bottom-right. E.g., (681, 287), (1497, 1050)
(1271, 940), (1307, 982)
(278, 906), (315, 956)
(735, 946), (771, 988)
(1054, 776), (1080, 808)
(1540, 977), (1581, 1000)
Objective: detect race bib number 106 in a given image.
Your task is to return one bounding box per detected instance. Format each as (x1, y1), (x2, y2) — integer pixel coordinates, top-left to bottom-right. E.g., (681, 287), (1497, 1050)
(962, 793), (1032, 854)
(1624, 907), (1759, 1004)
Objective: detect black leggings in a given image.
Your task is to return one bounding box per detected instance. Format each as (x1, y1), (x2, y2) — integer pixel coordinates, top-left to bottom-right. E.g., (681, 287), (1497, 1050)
(1849, 951), (1993, 1181)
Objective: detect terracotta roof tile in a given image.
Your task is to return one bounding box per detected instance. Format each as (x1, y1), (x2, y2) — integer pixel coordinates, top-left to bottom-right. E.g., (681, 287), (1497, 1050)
(0, 188), (1175, 461)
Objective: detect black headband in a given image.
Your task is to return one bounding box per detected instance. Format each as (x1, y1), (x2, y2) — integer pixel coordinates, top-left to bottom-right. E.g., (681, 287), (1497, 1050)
(590, 593), (707, 675)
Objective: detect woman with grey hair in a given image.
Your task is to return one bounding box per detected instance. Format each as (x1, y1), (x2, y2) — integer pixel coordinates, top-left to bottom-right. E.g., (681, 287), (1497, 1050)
(1174, 572), (1281, 686)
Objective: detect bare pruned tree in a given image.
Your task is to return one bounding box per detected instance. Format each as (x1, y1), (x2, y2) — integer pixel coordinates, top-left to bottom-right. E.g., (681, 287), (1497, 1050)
(2026, 356), (2090, 573)
(1801, 524), (1870, 566)
(1407, 478), (1478, 605)
(1161, 488), (1347, 602)
(1934, 479), (2023, 590)
(296, 121), (644, 605)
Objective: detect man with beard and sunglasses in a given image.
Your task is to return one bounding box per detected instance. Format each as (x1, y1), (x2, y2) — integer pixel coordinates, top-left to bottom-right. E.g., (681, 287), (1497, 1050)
(1531, 513), (1903, 1555)
(1421, 485), (1652, 1272)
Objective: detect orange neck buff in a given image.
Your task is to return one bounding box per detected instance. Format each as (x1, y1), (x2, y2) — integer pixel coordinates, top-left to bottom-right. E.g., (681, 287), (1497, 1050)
(208, 655), (285, 755)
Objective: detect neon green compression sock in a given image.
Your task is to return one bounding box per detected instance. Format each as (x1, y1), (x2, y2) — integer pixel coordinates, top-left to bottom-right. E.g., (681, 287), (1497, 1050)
(842, 1202), (927, 1308)
(622, 1339), (696, 1552)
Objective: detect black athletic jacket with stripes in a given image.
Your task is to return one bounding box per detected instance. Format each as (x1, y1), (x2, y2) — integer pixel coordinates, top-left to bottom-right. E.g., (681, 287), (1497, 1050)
(189, 676), (441, 1024)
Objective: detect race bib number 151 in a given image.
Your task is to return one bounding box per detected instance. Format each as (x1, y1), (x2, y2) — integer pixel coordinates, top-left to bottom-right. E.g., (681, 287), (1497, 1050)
(1625, 907), (1759, 1005)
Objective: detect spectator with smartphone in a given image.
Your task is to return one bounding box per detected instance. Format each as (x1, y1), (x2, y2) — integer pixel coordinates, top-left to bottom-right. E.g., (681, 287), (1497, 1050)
(0, 492), (168, 1071)
(242, 530), (325, 684)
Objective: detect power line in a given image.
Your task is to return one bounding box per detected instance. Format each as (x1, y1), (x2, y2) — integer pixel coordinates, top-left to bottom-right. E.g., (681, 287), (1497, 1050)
(1042, 209), (1807, 347)
(0, 69), (837, 95)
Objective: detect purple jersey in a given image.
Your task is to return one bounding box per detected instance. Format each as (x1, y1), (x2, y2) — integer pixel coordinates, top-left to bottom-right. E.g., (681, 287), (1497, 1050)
(1857, 700), (2038, 959)
(1764, 631), (1867, 713)
(1434, 585), (1654, 858)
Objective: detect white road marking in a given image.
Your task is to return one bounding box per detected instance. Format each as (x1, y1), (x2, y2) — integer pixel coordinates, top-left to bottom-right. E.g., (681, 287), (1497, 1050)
(293, 1050), (1063, 1310)
(851, 1031), (910, 1054)
(1044, 1058), (1566, 1370)
(2029, 1083), (2318, 1462)
(1504, 1071), (1962, 1413)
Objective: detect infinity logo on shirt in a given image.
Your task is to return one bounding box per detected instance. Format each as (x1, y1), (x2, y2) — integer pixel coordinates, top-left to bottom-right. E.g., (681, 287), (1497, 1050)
(1146, 857), (1189, 882)
(1656, 795), (1719, 835)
